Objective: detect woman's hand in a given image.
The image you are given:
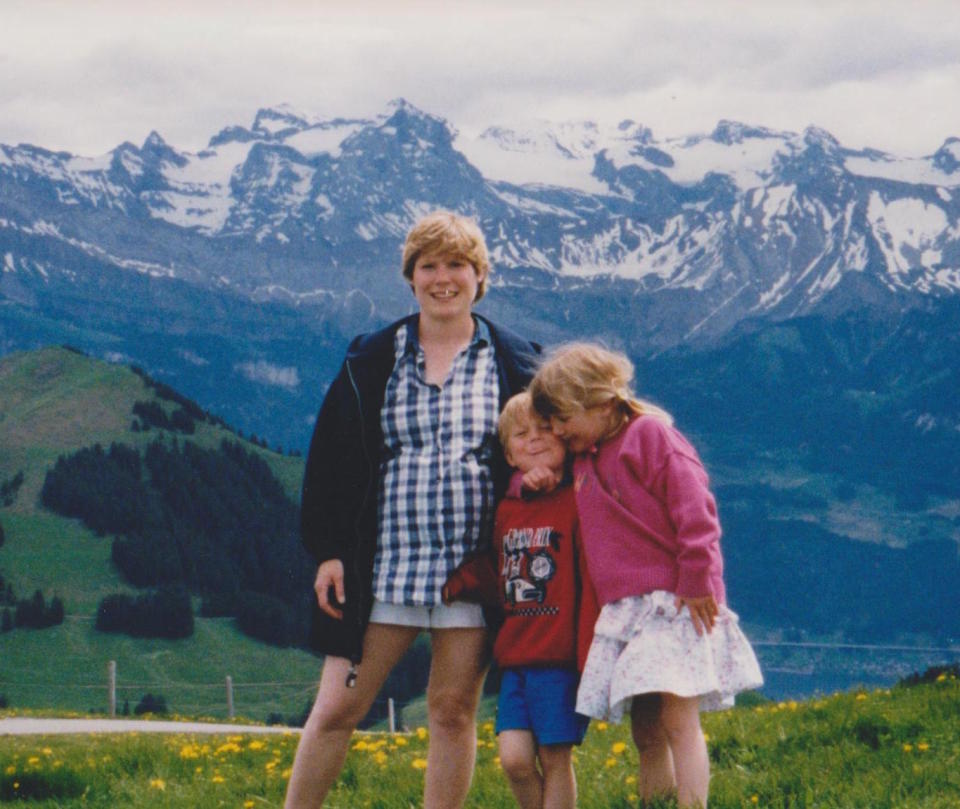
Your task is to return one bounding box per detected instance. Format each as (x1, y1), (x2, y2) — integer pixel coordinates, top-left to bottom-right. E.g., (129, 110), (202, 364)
(521, 466), (562, 494)
(675, 594), (718, 636)
(315, 559), (346, 620)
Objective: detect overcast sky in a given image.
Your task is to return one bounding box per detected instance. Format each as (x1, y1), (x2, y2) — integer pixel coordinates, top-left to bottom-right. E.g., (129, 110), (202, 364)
(3, 0), (960, 157)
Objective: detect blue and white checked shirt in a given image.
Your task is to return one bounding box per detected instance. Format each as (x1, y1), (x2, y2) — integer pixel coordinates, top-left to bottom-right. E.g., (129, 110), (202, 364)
(372, 318), (500, 606)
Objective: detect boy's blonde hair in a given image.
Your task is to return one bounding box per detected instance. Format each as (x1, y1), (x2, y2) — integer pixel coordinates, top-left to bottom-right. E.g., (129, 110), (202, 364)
(530, 343), (673, 425)
(402, 210), (491, 301)
(497, 391), (536, 447)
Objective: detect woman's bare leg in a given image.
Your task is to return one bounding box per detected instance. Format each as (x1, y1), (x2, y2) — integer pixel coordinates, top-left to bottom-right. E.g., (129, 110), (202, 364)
(423, 627), (489, 809)
(631, 693), (676, 803)
(660, 693), (709, 809)
(283, 623), (420, 809)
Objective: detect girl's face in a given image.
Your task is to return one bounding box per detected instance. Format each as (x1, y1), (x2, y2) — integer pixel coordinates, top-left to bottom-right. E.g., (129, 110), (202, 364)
(410, 251), (482, 323)
(549, 402), (619, 452)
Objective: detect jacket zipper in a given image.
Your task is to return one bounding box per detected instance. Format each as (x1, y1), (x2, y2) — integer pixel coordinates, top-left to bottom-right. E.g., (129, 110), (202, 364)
(345, 357), (372, 687)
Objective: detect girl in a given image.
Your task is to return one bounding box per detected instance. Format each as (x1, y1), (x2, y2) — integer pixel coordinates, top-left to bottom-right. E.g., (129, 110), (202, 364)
(528, 343), (762, 809)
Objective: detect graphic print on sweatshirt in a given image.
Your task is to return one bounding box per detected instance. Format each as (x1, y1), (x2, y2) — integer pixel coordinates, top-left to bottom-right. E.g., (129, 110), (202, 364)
(501, 525), (561, 613)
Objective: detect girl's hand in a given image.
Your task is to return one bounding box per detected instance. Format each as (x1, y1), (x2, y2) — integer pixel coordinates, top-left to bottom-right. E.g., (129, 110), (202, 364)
(315, 559), (346, 620)
(675, 594), (718, 636)
(521, 466), (561, 493)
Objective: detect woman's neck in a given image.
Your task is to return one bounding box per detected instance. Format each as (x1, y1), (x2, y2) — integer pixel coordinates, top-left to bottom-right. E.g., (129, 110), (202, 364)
(417, 311), (476, 350)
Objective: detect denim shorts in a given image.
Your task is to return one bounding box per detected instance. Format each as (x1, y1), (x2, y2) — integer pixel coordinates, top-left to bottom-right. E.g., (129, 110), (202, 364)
(368, 598), (486, 629)
(495, 666), (590, 745)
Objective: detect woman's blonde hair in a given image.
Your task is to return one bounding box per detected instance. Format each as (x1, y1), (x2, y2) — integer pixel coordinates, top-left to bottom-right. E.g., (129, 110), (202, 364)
(402, 210), (491, 301)
(530, 343), (672, 425)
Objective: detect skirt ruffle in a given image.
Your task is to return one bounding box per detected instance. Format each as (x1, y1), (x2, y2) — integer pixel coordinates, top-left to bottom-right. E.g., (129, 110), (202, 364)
(576, 591), (764, 721)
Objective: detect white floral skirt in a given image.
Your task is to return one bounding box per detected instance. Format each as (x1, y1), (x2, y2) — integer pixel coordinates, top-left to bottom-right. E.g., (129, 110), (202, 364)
(576, 591), (764, 721)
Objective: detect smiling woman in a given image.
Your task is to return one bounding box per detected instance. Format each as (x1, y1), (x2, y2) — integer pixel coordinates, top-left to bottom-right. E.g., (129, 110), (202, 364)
(284, 210), (540, 809)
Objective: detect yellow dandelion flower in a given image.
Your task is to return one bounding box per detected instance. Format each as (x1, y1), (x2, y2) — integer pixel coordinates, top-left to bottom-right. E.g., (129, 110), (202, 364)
(244, 802), (255, 809)
(936, 673), (947, 682)
(751, 795), (759, 804)
(596, 721), (609, 731)
(482, 722), (494, 734)
(4, 766), (16, 776)
(374, 751), (388, 765)
(627, 796), (639, 805)
(394, 737), (408, 746)
(41, 748), (53, 756)
(625, 775), (637, 785)
(265, 761), (277, 772)
(917, 743), (930, 752)
(702, 732), (710, 742)
(902, 744), (913, 753)
(352, 740), (369, 751)
(180, 745), (200, 759)
(855, 693), (867, 701)
(282, 768), (293, 779)
(27, 757), (40, 766)
(12, 782), (19, 791)
(605, 757), (617, 768)
(787, 701), (798, 711)
(416, 727), (428, 740)
(195, 767), (203, 774)
(248, 740), (266, 751)
(611, 742), (627, 755)
(494, 756), (501, 768)
(149, 778), (166, 791)
(212, 774), (225, 783)
(412, 758), (428, 770)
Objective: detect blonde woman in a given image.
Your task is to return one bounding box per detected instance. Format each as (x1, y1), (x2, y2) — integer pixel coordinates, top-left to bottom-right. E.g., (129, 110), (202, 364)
(529, 344), (762, 809)
(285, 211), (540, 808)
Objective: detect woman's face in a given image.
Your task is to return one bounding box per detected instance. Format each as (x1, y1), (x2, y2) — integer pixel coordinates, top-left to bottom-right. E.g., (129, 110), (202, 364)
(411, 251), (482, 323)
(549, 403), (618, 453)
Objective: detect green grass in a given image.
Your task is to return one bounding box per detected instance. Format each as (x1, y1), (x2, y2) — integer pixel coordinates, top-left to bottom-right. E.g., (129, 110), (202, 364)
(1, 677), (959, 808)
(0, 616), (321, 721)
(0, 346), (318, 723)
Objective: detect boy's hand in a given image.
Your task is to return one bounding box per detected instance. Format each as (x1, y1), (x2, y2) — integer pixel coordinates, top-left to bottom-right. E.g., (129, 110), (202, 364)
(521, 466), (561, 493)
(675, 594), (718, 636)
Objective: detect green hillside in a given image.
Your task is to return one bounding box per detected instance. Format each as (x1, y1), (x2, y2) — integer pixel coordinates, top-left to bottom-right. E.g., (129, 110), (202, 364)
(0, 346), (319, 719)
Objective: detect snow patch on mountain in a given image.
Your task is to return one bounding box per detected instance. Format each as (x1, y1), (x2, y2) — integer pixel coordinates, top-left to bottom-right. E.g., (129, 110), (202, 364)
(845, 154), (960, 187)
(283, 123), (364, 157)
(868, 193), (950, 289)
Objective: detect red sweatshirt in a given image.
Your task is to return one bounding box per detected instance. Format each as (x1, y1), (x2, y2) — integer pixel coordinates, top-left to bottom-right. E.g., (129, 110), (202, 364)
(444, 481), (598, 671)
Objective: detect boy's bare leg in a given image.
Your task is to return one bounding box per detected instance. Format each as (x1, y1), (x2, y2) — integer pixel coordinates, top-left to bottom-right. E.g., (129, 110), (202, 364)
(631, 693), (676, 803)
(283, 623), (420, 809)
(660, 693), (709, 809)
(423, 627), (489, 809)
(538, 743), (577, 809)
(499, 730), (543, 809)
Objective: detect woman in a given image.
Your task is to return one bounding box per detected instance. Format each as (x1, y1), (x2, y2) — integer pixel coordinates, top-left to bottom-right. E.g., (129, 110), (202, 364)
(284, 211), (540, 808)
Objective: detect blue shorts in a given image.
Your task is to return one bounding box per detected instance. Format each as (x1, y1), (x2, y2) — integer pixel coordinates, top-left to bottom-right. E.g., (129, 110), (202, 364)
(495, 666), (590, 746)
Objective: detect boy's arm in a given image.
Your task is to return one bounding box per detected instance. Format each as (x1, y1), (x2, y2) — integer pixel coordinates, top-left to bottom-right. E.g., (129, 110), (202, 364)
(442, 553), (500, 606)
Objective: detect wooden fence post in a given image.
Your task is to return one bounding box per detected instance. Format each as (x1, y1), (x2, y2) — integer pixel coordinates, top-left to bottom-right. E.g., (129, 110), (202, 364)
(226, 675), (234, 719)
(108, 660), (117, 718)
(388, 697), (396, 733)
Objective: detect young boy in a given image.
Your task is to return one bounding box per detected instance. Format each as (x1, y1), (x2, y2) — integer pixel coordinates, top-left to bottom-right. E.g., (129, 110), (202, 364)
(443, 392), (598, 809)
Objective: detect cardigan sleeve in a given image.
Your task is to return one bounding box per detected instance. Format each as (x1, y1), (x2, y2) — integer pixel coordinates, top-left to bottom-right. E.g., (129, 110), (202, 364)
(622, 418), (722, 599)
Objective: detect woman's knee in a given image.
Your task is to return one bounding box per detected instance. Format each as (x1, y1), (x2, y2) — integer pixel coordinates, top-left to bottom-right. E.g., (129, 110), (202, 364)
(427, 687), (478, 734)
(303, 693), (365, 737)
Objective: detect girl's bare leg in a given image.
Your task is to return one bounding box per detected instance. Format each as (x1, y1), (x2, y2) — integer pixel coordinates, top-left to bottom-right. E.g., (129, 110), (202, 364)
(538, 743), (577, 809)
(630, 693), (676, 803)
(423, 627), (489, 809)
(660, 693), (709, 809)
(283, 623), (419, 809)
(498, 730), (543, 809)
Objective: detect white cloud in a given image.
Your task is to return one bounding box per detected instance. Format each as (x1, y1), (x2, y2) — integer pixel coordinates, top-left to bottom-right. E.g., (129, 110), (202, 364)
(236, 360), (300, 389)
(2, 0), (960, 156)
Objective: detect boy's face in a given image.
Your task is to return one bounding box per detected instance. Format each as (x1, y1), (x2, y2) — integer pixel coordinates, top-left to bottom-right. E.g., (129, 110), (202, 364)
(504, 411), (567, 475)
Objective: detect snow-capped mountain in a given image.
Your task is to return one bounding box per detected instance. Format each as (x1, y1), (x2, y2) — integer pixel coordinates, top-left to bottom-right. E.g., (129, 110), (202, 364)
(2, 99), (960, 447)
(3, 99), (958, 343)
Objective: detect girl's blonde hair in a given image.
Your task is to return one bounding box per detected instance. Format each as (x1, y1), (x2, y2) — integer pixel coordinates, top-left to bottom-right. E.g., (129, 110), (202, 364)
(530, 343), (673, 425)
(402, 210), (491, 301)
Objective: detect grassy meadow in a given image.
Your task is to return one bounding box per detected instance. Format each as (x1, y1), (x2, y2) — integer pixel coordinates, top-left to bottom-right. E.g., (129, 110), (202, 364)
(2, 675), (960, 808)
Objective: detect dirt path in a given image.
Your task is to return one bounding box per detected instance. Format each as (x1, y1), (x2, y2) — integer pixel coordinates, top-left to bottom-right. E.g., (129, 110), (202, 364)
(0, 718), (300, 736)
